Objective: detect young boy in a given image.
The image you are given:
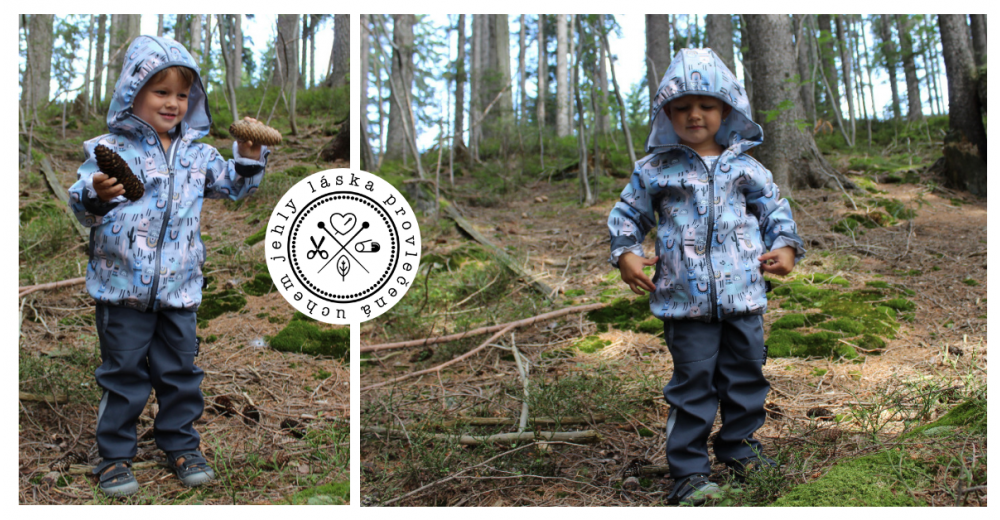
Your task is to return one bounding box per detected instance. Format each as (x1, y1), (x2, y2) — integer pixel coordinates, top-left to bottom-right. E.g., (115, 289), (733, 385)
(607, 48), (805, 506)
(68, 35), (270, 497)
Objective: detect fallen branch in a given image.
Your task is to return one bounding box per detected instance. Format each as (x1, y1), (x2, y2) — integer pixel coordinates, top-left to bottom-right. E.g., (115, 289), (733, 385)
(19, 391), (68, 404)
(361, 302), (606, 353)
(361, 323), (516, 391)
(441, 199), (554, 298)
(362, 426), (600, 445)
(39, 156), (88, 241)
(428, 415), (608, 429)
(19, 277), (86, 297)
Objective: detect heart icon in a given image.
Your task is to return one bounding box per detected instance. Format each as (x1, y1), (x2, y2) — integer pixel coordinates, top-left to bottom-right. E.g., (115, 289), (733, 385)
(329, 213), (357, 236)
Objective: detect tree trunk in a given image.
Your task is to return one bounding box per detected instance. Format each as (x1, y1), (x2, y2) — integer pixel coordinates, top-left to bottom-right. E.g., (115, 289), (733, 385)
(480, 15), (513, 142)
(848, 16), (869, 145)
(453, 14), (466, 152)
(190, 15), (202, 64)
(817, 15), (841, 122)
(794, 15), (816, 124)
(309, 16), (317, 89)
(876, 15), (902, 121)
(277, 14), (299, 134)
(938, 14), (987, 197)
(601, 25), (636, 165)
(360, 14), (375, 170)
(645, 15), (671, 114)
(93, 14), (106, 107)
(895, 15), (923, 121)
(738, 15), (753, 107)
(175, 15), (187, 47)
(744, 14), (846, 192)
(518, 15), (527, 124)
(835, 16), (856, 143)
(568, 15), (576, 128)
(216, 15), (239, 122)
(83, 15), (95, 116)
(573, 27), (592, 206)
(536, 15), (547, 127)
(105, 15), (140, 104)
(705, 14), (734, 71)
(324, 14), (349, 88)
(299, 15), (308, 89)
(203, 15), (213, 86)
(555, 14), (569, 137)
(969, 14), (987, 67)
(385, 14), (415, 161)
(157, 14), (164, 37)
(27, 14), (54, 110)
(858, 16), (879, 143)
(925, 15), (947, 116)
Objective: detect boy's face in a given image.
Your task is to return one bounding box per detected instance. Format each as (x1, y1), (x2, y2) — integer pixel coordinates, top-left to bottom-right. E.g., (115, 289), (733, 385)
(664, 95), (732, 150)
(133, 69), (190, 139)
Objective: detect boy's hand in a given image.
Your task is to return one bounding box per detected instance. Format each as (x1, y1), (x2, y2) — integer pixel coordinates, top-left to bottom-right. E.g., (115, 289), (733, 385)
(759, 246), (795, 276)
(619, 252), (659, 295)
(235, 117), (263, 161)
(93, 173), (125, 202)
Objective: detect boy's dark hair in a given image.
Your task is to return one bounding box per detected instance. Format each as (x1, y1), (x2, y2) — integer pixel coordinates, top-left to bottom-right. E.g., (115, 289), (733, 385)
(146, 66), (195, 90)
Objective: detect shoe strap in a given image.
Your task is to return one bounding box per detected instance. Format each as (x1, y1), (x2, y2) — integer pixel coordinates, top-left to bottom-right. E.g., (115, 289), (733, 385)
(95, 460), (134, 483)
(171, 450), (208, 469)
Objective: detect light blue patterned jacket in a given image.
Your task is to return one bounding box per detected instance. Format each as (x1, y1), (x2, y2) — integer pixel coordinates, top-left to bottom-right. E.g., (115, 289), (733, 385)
(68, 35), (269, 312)
(607, 48), (805, 322)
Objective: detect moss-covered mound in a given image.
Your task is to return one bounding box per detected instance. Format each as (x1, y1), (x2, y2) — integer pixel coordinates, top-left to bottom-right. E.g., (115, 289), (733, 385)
(269, 320), (349, 358)
(573, 335), (611, 354)
(243, 272), (276, 296)
(832, 197), (915, 236)
(765, 275), (914, 359)
(197, 289), (247, 327)
(905, 396), (987, 438)
(276, 481), (349, 505)
(771, 449), (930, 507)
(585, 296), (650, 333)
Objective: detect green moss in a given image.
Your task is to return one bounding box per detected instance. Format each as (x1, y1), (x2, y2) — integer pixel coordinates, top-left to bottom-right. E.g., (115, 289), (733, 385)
(564, 289), (586, 298)
(268, 321), (349, 358)
(865, 281), (890, 289)
(197, 289), (247, 325)
(855, 334), (886, 352)
(205, 334), (218, 344)
(771, 450), (929, 507)
(883, 298), (916, 312)
(574, 335), (611, 354)
(797, 273), (850, 287)
(772, 314), (807, 330)
(815, 318), (866, 335)
(586, 296), (649, 333)
(244, 272), (276, 296)
(907, 397), (987, 437)
(766, 329), (857, 359)
(832, 217), (867, 236)
(962, 278), (980, 286)
(283, 165), (311, 177)
(636, 318), (663, 334)
(872, 198), (916, 220)
(637, 427), (655, 437)
(811, 368), (828, 377)
(276, 481), (349, 505)
(244, 225), (267, 246)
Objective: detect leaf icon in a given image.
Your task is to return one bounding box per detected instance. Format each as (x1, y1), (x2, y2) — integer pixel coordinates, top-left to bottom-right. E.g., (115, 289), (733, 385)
(337, 256), (350, 280)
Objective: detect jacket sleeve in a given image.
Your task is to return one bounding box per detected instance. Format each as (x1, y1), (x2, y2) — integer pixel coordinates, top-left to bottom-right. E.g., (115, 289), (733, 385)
(68, 137), (125, 227)
(204, 143), (270, 201)
(607, 161), (660, 268)
(745, 165), (806, 264)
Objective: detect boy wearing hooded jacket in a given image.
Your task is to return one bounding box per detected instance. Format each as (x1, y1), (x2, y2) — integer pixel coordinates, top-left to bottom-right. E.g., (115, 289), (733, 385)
(607, 49), (805, 505)
(68, 35), (271, 496)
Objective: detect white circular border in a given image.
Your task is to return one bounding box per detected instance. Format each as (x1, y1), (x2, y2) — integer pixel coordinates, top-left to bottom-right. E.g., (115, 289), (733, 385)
(265, 169), (421, 324)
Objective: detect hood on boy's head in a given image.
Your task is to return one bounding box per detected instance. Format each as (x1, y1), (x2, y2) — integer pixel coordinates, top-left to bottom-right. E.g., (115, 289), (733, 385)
(107, 35), (210, 141)
(646, 48), (762, 154)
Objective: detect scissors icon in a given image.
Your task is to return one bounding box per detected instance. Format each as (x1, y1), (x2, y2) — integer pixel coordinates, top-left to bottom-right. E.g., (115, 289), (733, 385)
(307, 236), (329, 260)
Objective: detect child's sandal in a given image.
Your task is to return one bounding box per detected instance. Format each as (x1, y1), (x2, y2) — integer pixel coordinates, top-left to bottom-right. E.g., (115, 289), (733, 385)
(93, 458), (140, 497)
(166, 450), (215, 487)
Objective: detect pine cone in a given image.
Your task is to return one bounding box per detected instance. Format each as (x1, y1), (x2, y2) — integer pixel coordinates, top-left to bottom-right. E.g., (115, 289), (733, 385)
(229, 120), (282, 146)
(94, 144), (144, 201)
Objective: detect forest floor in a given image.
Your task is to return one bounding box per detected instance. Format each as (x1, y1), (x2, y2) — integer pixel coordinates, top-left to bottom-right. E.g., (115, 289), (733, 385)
(360, 147), (987, 506)
(18, 95), (351, 504)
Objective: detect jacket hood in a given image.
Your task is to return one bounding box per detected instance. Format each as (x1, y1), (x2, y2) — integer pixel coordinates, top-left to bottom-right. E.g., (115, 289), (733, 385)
(107, 35), (210, 142)
(646, 48), (761, 154)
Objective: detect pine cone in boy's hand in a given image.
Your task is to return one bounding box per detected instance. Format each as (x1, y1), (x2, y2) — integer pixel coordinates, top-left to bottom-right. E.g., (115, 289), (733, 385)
(229, 120), (282, 146)
(94, 144), (144, 201)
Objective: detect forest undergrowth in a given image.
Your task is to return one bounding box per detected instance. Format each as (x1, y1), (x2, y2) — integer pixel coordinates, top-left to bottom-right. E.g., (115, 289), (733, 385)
(360, 116), (987, 506)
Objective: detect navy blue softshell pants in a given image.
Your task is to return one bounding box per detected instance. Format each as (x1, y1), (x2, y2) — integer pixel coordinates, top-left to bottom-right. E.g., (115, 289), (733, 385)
(663, 315), (770, 479)
(94, 304), (204, 460)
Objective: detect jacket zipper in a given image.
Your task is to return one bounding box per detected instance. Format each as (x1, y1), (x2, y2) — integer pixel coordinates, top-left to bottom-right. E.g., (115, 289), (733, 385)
(691, 150), (720, 322)
(143, 122), (179, 312)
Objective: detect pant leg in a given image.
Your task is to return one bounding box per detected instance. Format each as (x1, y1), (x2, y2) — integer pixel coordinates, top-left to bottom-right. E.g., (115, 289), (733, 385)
(712, 315), (770, 464)
(662, 320), (722, 479)
(94, 304), (157, 460)
(147, 308), (204, 453)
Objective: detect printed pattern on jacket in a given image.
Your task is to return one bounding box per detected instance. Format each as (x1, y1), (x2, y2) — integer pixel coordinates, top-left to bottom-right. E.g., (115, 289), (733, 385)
(68, 35), (269, 312)
(607, 48), (805, 322)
